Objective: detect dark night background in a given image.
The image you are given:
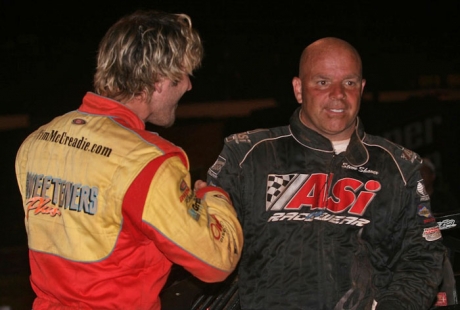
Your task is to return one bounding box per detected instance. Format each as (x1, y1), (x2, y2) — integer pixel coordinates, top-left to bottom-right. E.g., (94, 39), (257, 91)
(2, 0), (460, 111)
(1, 1), (460, 309)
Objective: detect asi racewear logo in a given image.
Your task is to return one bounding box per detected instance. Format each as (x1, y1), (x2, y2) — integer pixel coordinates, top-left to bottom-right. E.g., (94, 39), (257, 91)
(266, 173), (380, 226)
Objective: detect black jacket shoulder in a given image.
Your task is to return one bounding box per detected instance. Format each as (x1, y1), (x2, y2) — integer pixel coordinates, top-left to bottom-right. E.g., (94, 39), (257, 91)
(223, 126), (290, 151)
(363, 133), (422, 183)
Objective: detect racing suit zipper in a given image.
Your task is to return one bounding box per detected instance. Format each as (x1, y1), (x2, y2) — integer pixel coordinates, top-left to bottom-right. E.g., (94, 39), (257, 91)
(324, 153), (337, 209)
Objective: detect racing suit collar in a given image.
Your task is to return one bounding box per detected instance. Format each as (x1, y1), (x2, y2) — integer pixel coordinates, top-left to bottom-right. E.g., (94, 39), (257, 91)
(345, 117), (369, 166)
(289, 107), (368, 166)
(79, 92), (146, 130)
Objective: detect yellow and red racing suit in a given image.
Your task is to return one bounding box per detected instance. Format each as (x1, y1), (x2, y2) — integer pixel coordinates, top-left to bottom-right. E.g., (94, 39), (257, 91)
(15, 92), (243, 310)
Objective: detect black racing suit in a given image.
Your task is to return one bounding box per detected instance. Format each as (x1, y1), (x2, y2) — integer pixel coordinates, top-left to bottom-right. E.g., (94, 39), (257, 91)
(207, 107), (446, 310)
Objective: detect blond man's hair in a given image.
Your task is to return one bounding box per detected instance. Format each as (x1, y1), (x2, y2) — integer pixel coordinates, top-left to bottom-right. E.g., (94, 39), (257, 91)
(93, 10), (203, 102)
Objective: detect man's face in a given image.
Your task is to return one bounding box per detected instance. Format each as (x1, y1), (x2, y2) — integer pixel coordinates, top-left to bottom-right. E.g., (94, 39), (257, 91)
(292, 46), (366, 141)
(146, 74), (192, 127)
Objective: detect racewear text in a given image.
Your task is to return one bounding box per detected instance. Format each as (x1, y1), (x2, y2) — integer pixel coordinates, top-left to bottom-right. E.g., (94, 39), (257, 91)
(266, 173), (380, 225)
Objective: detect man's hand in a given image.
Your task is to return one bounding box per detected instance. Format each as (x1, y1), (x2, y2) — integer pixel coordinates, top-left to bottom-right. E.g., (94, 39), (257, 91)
(194, 180), (207, 191)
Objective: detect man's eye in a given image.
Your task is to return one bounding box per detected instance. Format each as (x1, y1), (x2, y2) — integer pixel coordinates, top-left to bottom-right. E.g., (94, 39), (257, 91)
(318, 81), (327, 85)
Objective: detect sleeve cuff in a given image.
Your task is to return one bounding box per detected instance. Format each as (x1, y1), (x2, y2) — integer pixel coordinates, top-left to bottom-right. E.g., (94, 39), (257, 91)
(195, 185), (231, 201)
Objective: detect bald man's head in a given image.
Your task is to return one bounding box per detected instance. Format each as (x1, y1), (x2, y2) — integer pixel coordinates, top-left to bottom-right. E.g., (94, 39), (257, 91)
(298, 37), (363, 79)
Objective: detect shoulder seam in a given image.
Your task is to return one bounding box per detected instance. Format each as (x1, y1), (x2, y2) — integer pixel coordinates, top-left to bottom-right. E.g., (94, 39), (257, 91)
(239, 134), (291, 167)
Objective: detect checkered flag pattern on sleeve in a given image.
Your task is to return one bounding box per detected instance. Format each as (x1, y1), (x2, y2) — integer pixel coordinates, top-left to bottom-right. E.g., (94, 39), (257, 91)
(266, 174), (295, 208)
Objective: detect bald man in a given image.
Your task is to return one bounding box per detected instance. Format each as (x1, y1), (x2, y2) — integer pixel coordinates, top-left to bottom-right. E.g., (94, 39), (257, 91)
(207, 37), (450, 309)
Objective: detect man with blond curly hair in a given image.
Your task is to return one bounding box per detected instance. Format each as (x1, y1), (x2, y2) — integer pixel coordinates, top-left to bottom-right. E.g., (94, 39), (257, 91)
(15, 10), (243, 310)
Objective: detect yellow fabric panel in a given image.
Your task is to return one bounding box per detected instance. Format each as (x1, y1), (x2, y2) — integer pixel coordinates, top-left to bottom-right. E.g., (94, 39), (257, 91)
(143, 156), (243, 271)
(16, 111), (163, 261)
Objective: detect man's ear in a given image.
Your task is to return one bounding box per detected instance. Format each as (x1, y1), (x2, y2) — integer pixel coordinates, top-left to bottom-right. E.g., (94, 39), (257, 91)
(154, 79), (164, 94)
(360, 78), (366, 95)
(292, 77), (302, 104)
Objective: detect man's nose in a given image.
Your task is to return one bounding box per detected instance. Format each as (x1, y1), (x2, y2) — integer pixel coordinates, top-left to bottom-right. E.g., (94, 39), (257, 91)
(330, 84), (346, 100)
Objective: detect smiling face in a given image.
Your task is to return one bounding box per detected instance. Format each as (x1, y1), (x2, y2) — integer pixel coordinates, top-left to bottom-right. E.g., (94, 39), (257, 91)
(292, 38), (366, 141)
(125, 73), (193, 128)
(145, 74), (192, 127)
